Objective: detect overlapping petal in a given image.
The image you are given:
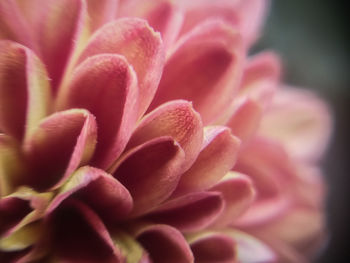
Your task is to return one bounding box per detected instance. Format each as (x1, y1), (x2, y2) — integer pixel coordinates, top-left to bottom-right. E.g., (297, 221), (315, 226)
(0, 41), (52, 141)
(149, 20), (244, 124)
(23, 109), (97, 190)
(57, 54), (138, 169)
(77, 18), (165, 117)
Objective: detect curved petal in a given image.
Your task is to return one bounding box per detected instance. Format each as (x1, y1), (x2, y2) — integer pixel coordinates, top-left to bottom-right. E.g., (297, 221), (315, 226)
(0, 134), (24, 196)
(111, 137), (185, 217)
(0, 1), (35, 48)
(23, 109), (97, 190)
(188, 232), (236, 263)
(126, 100), (203, 172)
(226, 229), (276, 263)
(136, 224), (194, 263)
(36, 0), (89, 92)
(210, 172), (256, 227)
(149, 19), (244, 124)
(239, 51), (281, 108)
(86, 0), (119, 32)
(145, 191), (224, 232)
(118, 0), (184, 48)
(234, 137), (294, 227)
(173, 126), (240, 196)
(47, 166), (133, 222)
(258, 87), (332, 162)
(0, 41), (52, 141)
(225, 98), (263, 142)
(47, 199), (123, 262)
(78, 18), (165, 117)
(57, 54), (138, 169)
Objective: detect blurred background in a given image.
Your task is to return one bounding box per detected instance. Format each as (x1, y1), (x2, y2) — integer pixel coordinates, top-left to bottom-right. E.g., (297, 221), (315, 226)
(255, 1), (350, 262)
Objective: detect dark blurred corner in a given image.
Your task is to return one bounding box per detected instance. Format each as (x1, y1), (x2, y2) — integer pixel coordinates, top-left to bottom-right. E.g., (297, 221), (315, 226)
(255, 0), (350, 262)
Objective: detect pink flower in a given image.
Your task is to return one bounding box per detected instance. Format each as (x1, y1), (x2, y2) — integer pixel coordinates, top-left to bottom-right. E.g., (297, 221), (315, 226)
(0, 0), (331, 262)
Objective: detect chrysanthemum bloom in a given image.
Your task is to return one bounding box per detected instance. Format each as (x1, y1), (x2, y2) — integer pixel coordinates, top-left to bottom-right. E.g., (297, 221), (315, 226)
(0, 0), (331, 262)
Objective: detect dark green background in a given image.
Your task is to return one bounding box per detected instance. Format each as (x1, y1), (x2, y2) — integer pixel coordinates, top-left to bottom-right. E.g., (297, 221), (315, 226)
(256, 1), (350, 261)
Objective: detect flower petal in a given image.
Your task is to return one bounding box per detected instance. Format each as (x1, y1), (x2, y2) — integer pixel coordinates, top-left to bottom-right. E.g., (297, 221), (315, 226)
(78, 18), (165, 116)
(126, 100), (203, 171)
(226, 98), (263, 142)
(146, 191), (224, 232)
(239, 51), (281, 107)
(118, 0), (184, 48)
(0, 41), (52, 141)
(0, 135), (24, 196)
(258, 87), (332, 162)
(111, 137), (185, 217)
(36, 0), (89, 92)
(173, 126), (240, 196)
(47, 199), (123, 262)
(23, 109), (97, 190)
(234, 137), (294, 226)
(136, 224), (194, 263)
(226, 229), (276, 263)
(149, 20), (244, 124)
(210, 172), (256, 227)
(0, 1), (35, 48)
(188, 232), (236, 263)
(86, 0), (119, 32)
(47, 166), (133, 222)
(57, 54), (138, 169)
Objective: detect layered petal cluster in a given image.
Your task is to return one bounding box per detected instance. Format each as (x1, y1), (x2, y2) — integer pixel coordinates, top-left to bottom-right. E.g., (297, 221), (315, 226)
(0, 0), (331, 263)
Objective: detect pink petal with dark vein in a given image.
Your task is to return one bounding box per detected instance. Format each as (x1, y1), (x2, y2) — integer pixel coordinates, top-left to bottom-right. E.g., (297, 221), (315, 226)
(47, 166), (133, 222)
(173, 126), (240, 196)
(57, 54), (138, 169)
(126, 100), (203, 172)
(118, 0), (184, 48)
(0, 197), (31, 236)
(37, 0), (88, 92)
(239, 52), (281, 108)
(136, 224), (194, 263)
(189, 232), (236, 263)
(112, 137), (185, 217)
(48, 199), (122, 263)
(23, 109), (97, 191)
(78, 18), (165, 117)
(146, 191), (224, 232)
(149, 20), (244, 124)
(0, 41), (52, 141)
(210, 172), (256, 227)
(226, 98), (263, 142)
(86, 0), (119, 32)
(0, 1), (35, 48)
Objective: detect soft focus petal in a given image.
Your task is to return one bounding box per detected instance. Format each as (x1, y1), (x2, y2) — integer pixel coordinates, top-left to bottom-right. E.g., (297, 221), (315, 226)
(23, 109), (97, 190)
(187, 232), (236, 263)
(57, 54), (138, 169)
(37, 0), (89, 93)
(258, 87), (332, 162)
(210, 172), (256, 227)
(86, 0), (119, 32)
(136, 224), (194, 263)
(0, 41), (52, 141)
(149, 20), (244, 124)
(78, 18), (165, 117)
(173, 126), (240, 196)
(48, 199), (123, 262)
(0, 0), (35, 48)
(127, 100), (203, 171)
(118, 0), (184, 49)
(146, 191), (224, 232)
(48, 166), (133, 222)
(111, 137), (185, 217)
